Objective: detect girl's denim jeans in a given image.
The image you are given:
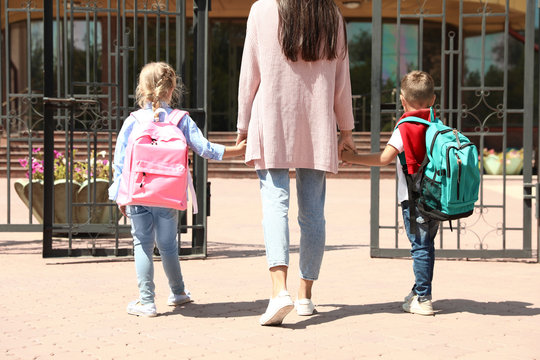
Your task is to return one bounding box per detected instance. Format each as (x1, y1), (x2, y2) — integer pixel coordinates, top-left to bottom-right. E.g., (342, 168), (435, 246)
(127, 205), (185, 304)
(257, 168), (326, 281)
(401, 200), (439, 299)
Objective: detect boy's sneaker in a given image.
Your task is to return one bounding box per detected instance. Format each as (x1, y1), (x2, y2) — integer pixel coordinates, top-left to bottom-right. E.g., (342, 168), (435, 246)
(402, 295), (434, 316)
(295, 298), (315, 316)
(403, 291), (416, 304)
(259, 290), (294, 326)
(127, 300), (157, 317)
(167, 290), (193, 306)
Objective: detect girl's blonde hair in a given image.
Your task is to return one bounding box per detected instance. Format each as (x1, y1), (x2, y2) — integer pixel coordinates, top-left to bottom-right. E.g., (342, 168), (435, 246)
(135, 62), (185, 119)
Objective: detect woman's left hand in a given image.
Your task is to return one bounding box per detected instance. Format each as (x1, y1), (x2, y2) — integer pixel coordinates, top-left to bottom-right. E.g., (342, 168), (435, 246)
(119, 205), (127, 217)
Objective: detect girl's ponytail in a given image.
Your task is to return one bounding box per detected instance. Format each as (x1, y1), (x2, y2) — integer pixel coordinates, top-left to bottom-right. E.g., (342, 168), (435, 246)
(135, 62), (184, 116)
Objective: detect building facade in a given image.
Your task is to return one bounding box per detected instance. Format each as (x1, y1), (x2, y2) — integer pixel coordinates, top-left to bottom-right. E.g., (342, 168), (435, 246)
(1, 0), (529, 133)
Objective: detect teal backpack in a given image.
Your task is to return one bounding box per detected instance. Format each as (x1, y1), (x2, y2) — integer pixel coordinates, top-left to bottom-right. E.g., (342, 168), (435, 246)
(396, 110), (480, 231)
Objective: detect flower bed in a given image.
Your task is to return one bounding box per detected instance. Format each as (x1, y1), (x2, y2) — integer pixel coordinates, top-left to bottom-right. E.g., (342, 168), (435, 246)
(482, 148), (523, 175)
(15, 148), (115, 224)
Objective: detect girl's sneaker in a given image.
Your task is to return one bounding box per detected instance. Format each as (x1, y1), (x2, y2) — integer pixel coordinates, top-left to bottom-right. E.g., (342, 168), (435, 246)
(127, 300), (157, 317)
(167, 290), (193, 306)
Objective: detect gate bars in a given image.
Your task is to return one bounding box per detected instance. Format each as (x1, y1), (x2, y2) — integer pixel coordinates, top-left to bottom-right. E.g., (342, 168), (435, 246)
(370, 0), (538, 261)
(40, 0), (210, 257)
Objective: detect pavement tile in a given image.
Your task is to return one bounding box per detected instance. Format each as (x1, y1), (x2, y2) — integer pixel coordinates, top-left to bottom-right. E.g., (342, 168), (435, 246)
(1, 178), (539, 359)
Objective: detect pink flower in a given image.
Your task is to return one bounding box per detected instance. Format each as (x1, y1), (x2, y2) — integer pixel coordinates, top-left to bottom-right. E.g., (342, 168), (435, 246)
(31, 161), (44, 174)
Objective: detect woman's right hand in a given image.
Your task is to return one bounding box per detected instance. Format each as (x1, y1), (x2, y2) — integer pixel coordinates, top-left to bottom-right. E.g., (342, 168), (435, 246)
(338, 130), (355, 162)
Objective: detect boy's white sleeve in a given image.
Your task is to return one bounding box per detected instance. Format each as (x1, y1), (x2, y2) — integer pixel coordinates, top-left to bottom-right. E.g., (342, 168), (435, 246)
(388, 128), (404, 153)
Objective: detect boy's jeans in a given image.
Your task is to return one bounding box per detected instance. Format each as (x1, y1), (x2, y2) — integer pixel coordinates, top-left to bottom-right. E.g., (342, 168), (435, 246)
(401, 200), (439, 300)
(257, 168), (326, 281)
(128, 205), (185, 304)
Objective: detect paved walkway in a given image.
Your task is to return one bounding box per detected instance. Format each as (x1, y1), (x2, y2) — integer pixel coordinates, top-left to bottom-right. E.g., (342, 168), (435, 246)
(1, 178), (539, 359)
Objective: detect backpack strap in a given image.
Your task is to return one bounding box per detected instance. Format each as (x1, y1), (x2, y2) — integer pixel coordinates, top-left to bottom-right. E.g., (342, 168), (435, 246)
(187, 171), (198, 214)
(395, 116), (431, 236)
(130, 108), (149, 124)
(395, 116), (432, 129)
(167, 109), (196, 213)
(166, 109), (189, 126)
(395, 116), (430, 167)
(396, 108), (438, 234)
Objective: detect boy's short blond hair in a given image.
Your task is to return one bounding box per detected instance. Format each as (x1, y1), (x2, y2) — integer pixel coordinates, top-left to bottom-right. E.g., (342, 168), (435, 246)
(400, 70), (435, 108)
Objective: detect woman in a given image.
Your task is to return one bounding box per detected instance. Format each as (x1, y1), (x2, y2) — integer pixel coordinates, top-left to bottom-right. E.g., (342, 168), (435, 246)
(236, 0), (355, 326)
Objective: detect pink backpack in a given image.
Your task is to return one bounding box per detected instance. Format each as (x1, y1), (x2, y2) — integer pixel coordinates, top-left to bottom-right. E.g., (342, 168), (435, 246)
(116, 108), (197, 213)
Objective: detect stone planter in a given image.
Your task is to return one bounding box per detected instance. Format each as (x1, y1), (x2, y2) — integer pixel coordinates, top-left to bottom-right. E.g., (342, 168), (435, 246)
(483, 154), (503, 175)
(483, 149), (523, 175)
(14, 178), (117, 224)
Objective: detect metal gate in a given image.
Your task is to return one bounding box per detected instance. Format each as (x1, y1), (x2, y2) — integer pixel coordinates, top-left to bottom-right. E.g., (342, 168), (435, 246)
(1, 0), (210, 257)
(370, 0), (539, 261)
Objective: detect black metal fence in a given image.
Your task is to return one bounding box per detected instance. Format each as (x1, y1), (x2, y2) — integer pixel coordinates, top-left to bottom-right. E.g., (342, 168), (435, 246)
(1, 0), (210, 257)
(370, 0), (538, 261)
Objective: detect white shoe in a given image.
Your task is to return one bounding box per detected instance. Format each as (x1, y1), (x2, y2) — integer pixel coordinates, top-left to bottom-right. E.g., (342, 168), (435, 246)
(295, 298), (315, 316)
(127, 300), (157, 317)
(403, 291), (416, 304)
(259, 290), (294, 326)
(167, 290), (192, 306)
(402, 295), (434, 316)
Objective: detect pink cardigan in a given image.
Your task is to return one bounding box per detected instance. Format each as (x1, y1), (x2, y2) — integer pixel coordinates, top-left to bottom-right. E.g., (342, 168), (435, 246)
(236, 0), (355, 174)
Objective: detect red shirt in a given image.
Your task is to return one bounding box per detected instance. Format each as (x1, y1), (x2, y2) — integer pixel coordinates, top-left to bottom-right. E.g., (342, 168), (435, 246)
(397, 108), (433, 174)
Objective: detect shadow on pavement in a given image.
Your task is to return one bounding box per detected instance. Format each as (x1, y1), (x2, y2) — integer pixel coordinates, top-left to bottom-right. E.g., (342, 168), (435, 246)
(207, 242), (368, 260)
(0, 239), (42, 255)
(159, 299), (269, 318)
(157, 298), (540, 326)
(158, 300), (404, 324)
(434, 299), (540, 316)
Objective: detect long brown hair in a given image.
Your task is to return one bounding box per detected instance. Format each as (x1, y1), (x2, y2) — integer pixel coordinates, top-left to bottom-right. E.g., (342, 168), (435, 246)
(277, 0), (346, 62)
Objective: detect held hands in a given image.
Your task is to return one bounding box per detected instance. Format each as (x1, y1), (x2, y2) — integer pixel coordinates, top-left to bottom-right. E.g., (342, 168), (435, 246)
(223, 137), (247, 159)
(118, 205), (127, 217)
(235, 139), (247, 154)
(341, 148), (357, 164)
(338, 130), (357, 166)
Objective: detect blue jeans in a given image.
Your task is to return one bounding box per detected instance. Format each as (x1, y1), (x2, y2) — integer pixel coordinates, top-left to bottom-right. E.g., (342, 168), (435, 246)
(127, 205), (185, 304)
(401, 201), (439, 299)
(257, 168), (326, 281)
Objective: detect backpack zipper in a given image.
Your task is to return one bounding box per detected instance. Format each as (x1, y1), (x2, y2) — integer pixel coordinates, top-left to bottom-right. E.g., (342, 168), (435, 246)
(430, 129), (452, 156)
(453, 129), (462, 147)
(456, 154), (462, 199)
(140, 172), (146, 188)
(446, 143), (475, 178)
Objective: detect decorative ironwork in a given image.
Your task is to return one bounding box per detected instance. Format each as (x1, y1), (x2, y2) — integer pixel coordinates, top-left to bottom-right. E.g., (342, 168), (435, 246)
(2, 0), (208, 257)
(371, 0), (535, 260)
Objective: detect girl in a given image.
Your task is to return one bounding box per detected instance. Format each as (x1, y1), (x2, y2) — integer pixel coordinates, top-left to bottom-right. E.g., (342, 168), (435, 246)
(236, 0), (355, 325)
(109, 62), (246, 317)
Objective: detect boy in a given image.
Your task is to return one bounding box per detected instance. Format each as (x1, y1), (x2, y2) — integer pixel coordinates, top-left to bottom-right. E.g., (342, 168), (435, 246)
(342, 70), (438, 316)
